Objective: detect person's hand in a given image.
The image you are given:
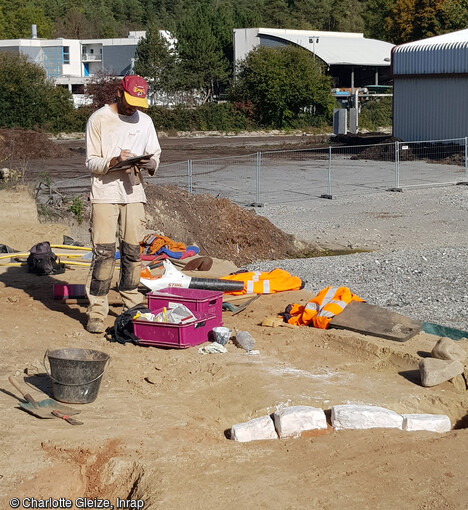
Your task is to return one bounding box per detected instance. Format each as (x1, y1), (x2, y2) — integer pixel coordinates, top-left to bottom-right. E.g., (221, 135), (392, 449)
(139, 158), (157, 176)
(119, 149), (135, 161)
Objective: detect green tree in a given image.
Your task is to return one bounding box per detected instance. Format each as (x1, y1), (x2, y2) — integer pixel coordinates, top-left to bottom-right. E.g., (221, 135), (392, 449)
(290, 0), (334, 30)
(134, 23), (178, 98)
(386, 0), (415, 43)
(385, 0), (468, 43)
(2, 4), (55, 38)
(233, 45), (335, 128)
(0, 52), (75, 131)
(363, 0), (395, 41)
(332, 0), (365, 32)
(440, 0), (468, 32)
(175, 2), (230, 103)
(412, 0), (442, 40)
(263, 0), (293, 27)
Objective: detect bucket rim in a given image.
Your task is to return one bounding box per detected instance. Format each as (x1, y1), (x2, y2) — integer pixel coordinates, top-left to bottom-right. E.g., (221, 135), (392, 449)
(46, 347), (110, 362)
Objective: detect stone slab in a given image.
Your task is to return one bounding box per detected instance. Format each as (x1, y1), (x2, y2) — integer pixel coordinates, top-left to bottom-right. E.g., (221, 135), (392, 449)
(402, 414), (451, 433)
(273, 406), (327, 438)
(231, 415), (278, 442)
(331, 404), (403, 430)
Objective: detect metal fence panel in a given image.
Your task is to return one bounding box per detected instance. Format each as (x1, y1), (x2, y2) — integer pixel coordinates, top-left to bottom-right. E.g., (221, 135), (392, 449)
(178, 153), (258, 205)
(33, 137), (468, 205)
(260, 148), (331, 203)
(397, 139), (467, 189)
(328, 143), (397, 197)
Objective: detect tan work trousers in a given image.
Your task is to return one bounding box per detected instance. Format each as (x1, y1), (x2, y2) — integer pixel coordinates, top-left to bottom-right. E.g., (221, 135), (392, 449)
(86, 202), (145, 320)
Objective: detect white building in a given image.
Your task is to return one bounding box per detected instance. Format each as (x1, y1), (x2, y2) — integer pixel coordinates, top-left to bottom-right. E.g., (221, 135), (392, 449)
(392, 29), (468, 141)
(233, 28), (395, 91)
(0, 29), (147, 106)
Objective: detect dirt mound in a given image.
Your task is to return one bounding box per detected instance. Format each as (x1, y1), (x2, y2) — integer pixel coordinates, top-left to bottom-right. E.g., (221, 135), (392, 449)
(43, 184), (312, 265)
(144, 185), (307, 265)
(0, 128), (70, 161)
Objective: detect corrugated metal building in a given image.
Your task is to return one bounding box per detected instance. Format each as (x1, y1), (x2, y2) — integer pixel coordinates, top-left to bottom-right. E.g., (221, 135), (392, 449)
(393, 29), (468, 141)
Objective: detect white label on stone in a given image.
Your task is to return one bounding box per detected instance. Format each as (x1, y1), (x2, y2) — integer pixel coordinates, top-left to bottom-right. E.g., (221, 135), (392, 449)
(273, 405), (327, 438)
(231, 415), (278, 442)
(402, 414), (451, 433)
(331, 404), (403, 430)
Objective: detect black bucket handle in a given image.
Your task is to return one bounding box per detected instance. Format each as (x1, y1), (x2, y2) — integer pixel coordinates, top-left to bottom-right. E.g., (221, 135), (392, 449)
(43, 350), (110, 387)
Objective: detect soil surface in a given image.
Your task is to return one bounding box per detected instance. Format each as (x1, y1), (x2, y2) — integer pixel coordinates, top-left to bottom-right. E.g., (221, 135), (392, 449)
(0, 130), (467, 510)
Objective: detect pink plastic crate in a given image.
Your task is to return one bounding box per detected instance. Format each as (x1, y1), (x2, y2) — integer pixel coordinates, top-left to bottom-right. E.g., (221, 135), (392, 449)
(133, 309), (222, 349)
(147, 287), (223, 321)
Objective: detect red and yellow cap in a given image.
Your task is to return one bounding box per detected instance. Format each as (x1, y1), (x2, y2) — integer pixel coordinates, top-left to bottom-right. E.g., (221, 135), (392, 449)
(120, 75), (148, 108)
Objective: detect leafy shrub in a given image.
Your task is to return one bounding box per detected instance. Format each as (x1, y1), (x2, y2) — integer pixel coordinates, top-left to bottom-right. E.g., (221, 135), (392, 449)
(148, 103), (253, 132)
(0, 52), (76, 133)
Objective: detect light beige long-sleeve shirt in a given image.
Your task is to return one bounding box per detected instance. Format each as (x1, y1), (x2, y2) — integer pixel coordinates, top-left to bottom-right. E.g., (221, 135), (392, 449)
(86, 104), (161, 204)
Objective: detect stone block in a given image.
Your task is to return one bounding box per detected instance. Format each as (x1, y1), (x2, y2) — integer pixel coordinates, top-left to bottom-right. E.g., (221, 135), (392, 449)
(431, 337), (467, 362)
(331, 404), (403, 430)
(273, 406), (327, 438)
(231, 415), (278, 442)
(419, 358), (464, 387)
(402, 414), (451, 433)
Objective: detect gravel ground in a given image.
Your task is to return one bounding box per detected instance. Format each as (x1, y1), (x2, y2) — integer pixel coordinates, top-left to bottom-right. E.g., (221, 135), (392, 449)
(250, 186), (468, 331)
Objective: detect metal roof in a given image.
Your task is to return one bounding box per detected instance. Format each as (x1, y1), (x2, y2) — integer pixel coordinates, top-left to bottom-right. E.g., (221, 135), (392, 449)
(256, 28), (394, 67)
(393, 29), (468, 75)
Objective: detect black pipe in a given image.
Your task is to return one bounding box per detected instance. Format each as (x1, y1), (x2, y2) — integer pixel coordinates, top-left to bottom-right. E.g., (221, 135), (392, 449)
(188, 278), (245, 292)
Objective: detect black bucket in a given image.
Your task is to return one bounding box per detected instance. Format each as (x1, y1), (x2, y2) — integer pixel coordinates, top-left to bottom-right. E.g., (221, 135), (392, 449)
(44, 348), (110, 404)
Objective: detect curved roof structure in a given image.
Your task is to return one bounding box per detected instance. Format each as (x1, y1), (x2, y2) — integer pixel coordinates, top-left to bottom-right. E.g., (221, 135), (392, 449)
(234, 28), (394, 67)
(392, 29), (468, 75)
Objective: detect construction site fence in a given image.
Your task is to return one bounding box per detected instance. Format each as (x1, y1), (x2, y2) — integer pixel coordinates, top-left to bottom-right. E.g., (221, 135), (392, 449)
(37, 137), (468, 206)
(148, 137), (468, 206)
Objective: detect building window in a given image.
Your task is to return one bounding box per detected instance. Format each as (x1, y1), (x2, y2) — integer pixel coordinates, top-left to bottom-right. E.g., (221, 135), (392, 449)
(63, 46), (70, 64)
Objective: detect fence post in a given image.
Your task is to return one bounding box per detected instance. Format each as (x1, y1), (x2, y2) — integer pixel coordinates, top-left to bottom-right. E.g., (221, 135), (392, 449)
(256, 151), (261, 204)
(465, 137), (468, 181)
(187, 160), (193, 193)
(388, 141), (402, 192)
(320, 146), (333, 199)
(250, 152), (264, 207)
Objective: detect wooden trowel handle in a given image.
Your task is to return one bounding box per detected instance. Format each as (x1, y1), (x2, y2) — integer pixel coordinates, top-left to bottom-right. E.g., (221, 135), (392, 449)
(8, 376), (40, 408)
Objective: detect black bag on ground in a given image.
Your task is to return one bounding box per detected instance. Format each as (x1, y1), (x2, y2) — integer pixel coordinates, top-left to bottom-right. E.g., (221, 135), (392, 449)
(27, 242), (65, 275)
(113, 304), (151, 345)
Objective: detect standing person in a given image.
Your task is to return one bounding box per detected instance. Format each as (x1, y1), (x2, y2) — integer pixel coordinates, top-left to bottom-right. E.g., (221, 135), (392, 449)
(85, 75), (161, 333)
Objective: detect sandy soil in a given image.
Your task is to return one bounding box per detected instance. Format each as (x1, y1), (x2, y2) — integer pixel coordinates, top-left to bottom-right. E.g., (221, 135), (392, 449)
(0, 134), (467, 510)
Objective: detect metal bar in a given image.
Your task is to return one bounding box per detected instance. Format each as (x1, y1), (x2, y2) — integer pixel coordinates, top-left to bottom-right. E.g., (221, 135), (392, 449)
(395, 141), (400, 189)
(256, 151), (261, 205)
(188, 160), (192, 193)
(465, 137), (468, 180)
(320, 146), (333, 199)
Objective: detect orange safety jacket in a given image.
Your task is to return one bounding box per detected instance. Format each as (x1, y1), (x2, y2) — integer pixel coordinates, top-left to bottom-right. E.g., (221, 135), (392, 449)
(283, 286), (364, 329)
(221, 268), (304, 295)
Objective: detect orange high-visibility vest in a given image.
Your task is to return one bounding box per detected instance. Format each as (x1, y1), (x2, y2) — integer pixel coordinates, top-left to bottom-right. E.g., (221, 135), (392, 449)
(285, 286), (364, 329)
(221, 268), (304, 295)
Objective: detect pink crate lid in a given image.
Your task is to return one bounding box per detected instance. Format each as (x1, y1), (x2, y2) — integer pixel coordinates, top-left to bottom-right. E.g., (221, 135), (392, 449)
(148, 287), (222, 302)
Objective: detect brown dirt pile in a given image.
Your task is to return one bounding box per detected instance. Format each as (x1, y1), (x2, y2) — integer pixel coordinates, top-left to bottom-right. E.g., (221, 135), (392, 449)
(0, 128), (70, 161)
(54, 184), (311, 266)
(144, 185), (308, 265)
